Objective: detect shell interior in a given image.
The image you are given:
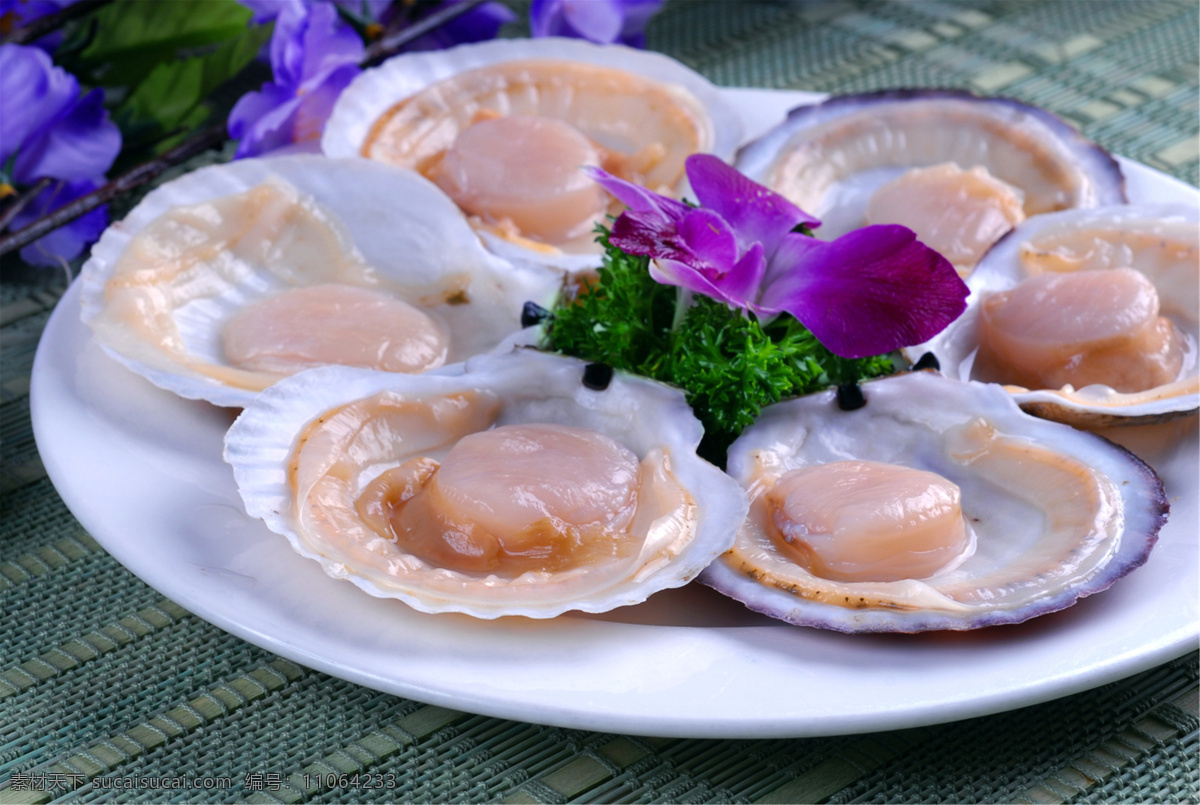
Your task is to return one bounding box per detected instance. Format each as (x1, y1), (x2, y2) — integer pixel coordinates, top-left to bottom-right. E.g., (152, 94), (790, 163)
(701, 371), (1167, 633)
(323, 37), (744, 273)
(911, 203), (1200, 426)
(79, 155), (561, 408)
(224, 349), (749, 619)
(735, 89), (1126, 272)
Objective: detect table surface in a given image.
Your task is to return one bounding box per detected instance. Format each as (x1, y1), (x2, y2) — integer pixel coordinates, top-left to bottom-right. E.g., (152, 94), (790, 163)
(2, 1), (1198, 802)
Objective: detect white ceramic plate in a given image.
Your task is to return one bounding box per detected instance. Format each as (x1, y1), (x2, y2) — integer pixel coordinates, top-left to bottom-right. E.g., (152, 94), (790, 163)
(30, 89), (1200, 739)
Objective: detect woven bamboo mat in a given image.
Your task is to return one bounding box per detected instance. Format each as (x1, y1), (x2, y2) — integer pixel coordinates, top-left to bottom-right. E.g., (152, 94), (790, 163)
(2, 1), (1198, 802)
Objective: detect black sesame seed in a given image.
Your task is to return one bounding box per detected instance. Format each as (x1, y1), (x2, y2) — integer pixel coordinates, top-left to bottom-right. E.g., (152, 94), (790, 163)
(582, 362), (614, 391)
(520, 301), (550, 328)
(912, 351), (941, 372)
(836, 382), (865, 411)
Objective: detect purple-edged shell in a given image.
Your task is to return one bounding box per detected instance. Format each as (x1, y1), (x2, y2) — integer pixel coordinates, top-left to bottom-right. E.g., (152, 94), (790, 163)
(735, 89), (1127, 264)
(700, 371), (1167, 633)
(909, 204), (1199, 428)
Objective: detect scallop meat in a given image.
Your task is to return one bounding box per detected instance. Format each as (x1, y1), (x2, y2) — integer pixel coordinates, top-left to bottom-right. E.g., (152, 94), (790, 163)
(700, 371), (1168, 633)
(736, 89), (1127, 275)
(224, 349), (749, 619)
(80, 155), (561, 408)
(912, 204), (1199, 427)
(323, 38), (744, 272)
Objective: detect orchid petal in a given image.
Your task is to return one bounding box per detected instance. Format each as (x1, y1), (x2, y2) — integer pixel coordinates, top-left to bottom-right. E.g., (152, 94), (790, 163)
(609, 207), (687, 259)
(678, 207), (737, 271)
(762, 225), (968, 358)
(583, 166), (689, 221)
(721, 241), (767, 307)
(649, 258), (736, 305)
(685, 154), (819, 259)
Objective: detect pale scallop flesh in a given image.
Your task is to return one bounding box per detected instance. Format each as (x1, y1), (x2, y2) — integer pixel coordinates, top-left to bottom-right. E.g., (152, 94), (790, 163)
(700, 371), (1167, 633)
(79, 155), (561, 408)
(224, 349), (749, 619)
(735, 89), (1126, 275)
(323, 38), (744, 272)
(911, 204), (1199, 427)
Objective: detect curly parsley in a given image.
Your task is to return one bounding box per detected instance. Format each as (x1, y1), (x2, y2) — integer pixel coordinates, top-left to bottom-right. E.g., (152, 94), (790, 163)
(543, 229), (894, 465)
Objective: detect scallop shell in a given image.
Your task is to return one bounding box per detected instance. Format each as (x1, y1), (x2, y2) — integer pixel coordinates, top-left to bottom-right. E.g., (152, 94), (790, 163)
(223, 349), (749, 619)
(911, 204), (1199, 427)
(700, 371), (1167, 633)
(322, 37), (744, 273)
(735, 89), (1126, 261)
(79, 154), (561, 408)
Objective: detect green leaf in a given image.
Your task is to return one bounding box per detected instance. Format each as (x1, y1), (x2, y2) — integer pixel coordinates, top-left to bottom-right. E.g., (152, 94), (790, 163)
(546, 227), (895, 466)
(114, 22), (271, 149)
(75, 0), (257, 87)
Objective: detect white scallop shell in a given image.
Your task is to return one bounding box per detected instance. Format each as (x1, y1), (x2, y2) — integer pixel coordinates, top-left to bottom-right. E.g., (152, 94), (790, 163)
(701, 371), (1167, 633)
(736, 90), (1126, 244)
(223, 349), (749, 619)
(79, 154), (561, 408)
(322, 37), (744, 273)
(911, 203), (1200, 426)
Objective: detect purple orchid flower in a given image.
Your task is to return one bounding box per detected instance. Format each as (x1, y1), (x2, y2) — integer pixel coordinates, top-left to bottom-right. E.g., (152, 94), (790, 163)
(587, 154), (969, 359)
(228, 1), (364, 158)
(0, 44), (119, 266)
(530, 0), (663, 47)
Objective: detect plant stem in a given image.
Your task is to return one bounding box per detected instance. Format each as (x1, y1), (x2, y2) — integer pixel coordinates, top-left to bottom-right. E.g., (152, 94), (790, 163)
(671, 287), (693, 332)
(0, 0), (112, 45)
(362, 0), (489, 66)
(0, 178), (52, 233)
(0, 125), (227, 260)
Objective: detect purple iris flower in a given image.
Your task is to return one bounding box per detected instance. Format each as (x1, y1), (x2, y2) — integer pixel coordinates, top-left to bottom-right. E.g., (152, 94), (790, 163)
(530, 0), (663, 47)
(228, 1), (364, 157)
(230, 0), (515, 157)
(240, 0), (390, 25)
(0, 44), (120, 266)
(587, 155), (970, 359)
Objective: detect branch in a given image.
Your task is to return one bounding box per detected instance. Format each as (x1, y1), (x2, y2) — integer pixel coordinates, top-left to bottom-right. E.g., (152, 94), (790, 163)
(0, 178), (53, 233)
(363, 0), (489, 66)
(0, 125), (226, 258)
(0, 0), (113, 46)
(0, 0), (495, 260)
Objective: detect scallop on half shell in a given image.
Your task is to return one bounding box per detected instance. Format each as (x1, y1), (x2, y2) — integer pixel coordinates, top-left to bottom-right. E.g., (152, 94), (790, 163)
(736, 89), (1127, 275)
(700, 371), (1168, 633)
(224, 349), (748, 619)
(322, 37), (744, 272)
(80, 155), (561, 408)
(911, 204), (1199, 427)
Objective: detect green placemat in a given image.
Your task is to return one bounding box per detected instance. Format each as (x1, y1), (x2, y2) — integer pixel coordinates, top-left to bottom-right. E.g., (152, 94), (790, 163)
(3, 1), (1198, 803)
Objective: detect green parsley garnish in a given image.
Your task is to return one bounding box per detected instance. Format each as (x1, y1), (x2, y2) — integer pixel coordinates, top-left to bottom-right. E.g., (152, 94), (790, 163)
(543, 228), (894, 466)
